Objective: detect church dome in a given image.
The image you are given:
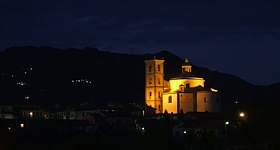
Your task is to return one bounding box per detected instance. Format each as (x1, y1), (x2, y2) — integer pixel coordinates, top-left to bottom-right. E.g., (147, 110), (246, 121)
(169, 58), (205, 90)
(171, 72), (202, 80)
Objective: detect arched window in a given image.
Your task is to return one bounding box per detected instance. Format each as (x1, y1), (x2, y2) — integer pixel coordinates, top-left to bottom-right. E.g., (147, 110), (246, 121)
(158, 91), (161, 98)
(168, 95), (172, 103)
(149, 92), (152, 96)
(149, 78), (152, 84)
(158, 65), (160, 71)
(158, 78), (161, 84)
(149, 65), (152, 72)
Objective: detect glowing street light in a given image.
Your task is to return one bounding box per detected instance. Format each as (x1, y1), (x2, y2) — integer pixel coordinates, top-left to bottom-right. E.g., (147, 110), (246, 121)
(239, 112), (245, 117)
(30, 112), (33, 118)
(225, 121), (229, 131)
(141, 127), (145, 133)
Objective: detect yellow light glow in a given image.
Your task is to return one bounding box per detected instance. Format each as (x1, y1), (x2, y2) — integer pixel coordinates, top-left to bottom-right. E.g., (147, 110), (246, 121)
(210, 88), (218, 92)
(30, 112), (33, 118)
(169, 78), (205, 91)
(8, 127), (12, 131)
(239, 112), (245, 117)
(162, 94), (178, 114)
(20, 123), (24, 128)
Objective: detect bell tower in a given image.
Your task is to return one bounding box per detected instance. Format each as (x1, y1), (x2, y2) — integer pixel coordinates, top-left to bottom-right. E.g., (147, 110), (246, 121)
(182, 58), (192, 73)
(145, 57), (165, 113)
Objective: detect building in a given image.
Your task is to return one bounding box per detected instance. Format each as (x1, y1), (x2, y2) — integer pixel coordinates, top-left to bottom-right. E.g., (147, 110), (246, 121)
(0, 105), (13, 119)
(172, 112), (230, 138)
(144, 58), (165, 113)
(145, 57), (221, 114)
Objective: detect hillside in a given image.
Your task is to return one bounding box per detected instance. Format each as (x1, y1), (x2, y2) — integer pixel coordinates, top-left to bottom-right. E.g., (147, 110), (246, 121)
(0, 46), (278, 111)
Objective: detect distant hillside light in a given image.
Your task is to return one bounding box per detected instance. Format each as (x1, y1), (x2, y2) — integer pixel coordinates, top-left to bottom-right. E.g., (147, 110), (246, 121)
(24, 96), (30, 100)
(17, 82), (27, 86)
(71, 79), (92, 84)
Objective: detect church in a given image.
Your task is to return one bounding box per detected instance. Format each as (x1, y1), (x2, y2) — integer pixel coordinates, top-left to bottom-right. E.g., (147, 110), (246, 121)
(145, 57), (221, 114)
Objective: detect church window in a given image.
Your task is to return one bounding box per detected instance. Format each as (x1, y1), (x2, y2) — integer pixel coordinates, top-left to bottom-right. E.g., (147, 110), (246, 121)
(149, 92), (152, 96)
(158, 91), (161, 98)
(149, 78), (152, 84)
(204, 97), (207, 103)
(168, 95), (172, 103)
(158, 78), (161, 84)
(149, 65), (152, 72)
(158, 105), (161, 111)
(158, 65), (160, 71)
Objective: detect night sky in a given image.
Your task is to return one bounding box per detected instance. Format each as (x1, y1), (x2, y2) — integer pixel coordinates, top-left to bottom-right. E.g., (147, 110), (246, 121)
(1, 0), (279, 85)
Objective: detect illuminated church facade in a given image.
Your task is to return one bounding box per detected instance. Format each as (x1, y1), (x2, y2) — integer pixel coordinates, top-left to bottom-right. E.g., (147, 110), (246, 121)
(145, 58), (221, 114)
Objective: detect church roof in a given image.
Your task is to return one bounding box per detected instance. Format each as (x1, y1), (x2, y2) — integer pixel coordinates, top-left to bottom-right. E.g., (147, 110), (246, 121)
(181, 86), (210, 93)
(171, 72), (203, 79)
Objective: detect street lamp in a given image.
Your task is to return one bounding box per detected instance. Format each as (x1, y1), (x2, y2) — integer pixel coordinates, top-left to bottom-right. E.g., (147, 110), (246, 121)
(29, 112), (33, 118)
(225, 121), (229, 131)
